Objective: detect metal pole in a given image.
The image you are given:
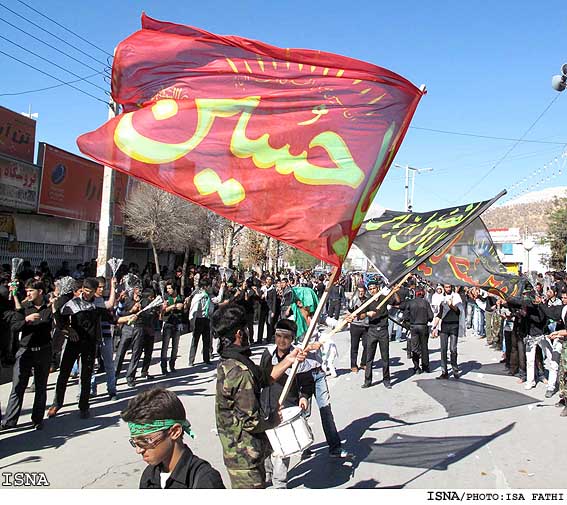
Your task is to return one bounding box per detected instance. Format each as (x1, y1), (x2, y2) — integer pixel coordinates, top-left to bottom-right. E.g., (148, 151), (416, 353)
(404, 165), (410, 211)
(324, 272), (412, 338)
(96, 100), (118, 278)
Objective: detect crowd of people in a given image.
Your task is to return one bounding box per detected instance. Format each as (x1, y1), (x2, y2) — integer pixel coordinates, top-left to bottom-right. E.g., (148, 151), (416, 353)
(1, 258), (566, 488)
(344, 272), (567, 419)
(0, 259), (354, 488)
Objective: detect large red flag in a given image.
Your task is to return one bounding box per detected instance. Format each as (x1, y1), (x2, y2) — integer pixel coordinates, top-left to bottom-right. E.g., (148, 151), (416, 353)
(78, 14), (424, 266)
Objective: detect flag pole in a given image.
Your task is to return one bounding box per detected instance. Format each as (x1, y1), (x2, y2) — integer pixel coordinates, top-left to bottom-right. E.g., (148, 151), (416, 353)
(278, 265), (340, 406)
(325, 271), (412, 338)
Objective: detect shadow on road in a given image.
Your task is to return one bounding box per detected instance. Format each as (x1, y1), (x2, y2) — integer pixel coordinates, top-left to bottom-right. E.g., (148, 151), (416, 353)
(0, 364), (215, 461)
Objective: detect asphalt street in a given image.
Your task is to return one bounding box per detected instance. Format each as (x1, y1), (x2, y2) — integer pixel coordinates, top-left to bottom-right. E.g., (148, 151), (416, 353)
(0, 325), (565, 489)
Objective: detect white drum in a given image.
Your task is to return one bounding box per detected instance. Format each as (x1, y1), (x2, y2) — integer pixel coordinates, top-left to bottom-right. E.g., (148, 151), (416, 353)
(266, 406), (314, 458)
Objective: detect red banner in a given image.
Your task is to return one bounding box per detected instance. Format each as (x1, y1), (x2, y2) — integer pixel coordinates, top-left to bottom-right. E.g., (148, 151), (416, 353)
(78, 14), (424, 266)
(38, 143), (104, 222)
(0, 105), (36, 163)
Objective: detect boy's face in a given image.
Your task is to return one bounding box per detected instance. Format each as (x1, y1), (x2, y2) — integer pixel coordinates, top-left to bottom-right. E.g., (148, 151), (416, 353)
(275, 330), (293, 353)
(96, 282), (105, 297)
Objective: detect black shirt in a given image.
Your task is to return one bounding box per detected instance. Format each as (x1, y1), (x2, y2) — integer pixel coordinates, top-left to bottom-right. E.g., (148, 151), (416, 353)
(506, 297), (546, 337)
(260, 345), (315, 414)
(139, 445), (225, 489)
(18, 300), (53, 348)
(366, 295), (389, 326)
(315, 282), (325, 299)
(404, 297), (434, 326)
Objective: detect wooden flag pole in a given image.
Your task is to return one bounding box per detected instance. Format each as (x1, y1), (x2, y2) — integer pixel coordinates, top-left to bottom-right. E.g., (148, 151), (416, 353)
(324, 272), (412, 338)
(278, 265), (340, 406)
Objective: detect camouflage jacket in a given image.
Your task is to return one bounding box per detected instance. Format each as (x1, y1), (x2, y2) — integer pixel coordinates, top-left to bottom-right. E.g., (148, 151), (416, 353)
(216, 358), (273, 470)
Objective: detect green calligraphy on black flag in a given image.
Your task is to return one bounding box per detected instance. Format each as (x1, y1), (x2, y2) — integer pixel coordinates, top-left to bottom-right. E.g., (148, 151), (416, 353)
(354, 197), (525, 296)
(354, 199), (492, 280)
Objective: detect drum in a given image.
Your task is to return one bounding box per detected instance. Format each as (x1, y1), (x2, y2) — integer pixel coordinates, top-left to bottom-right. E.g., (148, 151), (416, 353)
(265, 406), (314, 458)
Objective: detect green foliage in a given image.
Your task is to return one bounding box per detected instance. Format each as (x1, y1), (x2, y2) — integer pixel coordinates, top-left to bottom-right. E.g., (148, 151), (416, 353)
(286, 248), (319, 270)
(544, 197), (567, 270)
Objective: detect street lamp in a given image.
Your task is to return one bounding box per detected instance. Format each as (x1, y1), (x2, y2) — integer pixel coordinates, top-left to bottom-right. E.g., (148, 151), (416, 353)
(523, 237), (535, 276)
(394, 164), (433, 212)
(551, 64), (567, 92)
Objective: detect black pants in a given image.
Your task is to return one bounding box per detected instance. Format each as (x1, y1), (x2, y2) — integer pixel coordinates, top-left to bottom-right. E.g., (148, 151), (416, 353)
(328, 300), (341, 320)
(365, 325), (390, 384)
(115, 325), (144, 380)
(3, 345), (51, 427)
(50, 329), (66, 370)
(161, 323), (181, 373)
(509, 331), (526, 377)
(504, 329), (513, 368)
(439, 326), (459, 373)
(123, 326), (147, 381)
(410, 324), (430, 370)
(54, 339), (96, 412)
(349, 324), (367, 368)
(258, 304), (275, 343)
(189, 317), (211, 365)
(141, 328), (155, 375)
(245, 313), (255, 343)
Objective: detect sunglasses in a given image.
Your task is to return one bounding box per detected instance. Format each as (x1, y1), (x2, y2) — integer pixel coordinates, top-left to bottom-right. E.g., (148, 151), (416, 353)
(128, 428), (170, 449)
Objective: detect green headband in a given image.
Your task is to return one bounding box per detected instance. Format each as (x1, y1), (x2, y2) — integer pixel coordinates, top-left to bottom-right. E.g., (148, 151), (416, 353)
(128, 419), (195, 439)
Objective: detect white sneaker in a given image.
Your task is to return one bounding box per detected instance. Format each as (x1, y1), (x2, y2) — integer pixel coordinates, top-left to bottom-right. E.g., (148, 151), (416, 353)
(524, 381), (536, 390)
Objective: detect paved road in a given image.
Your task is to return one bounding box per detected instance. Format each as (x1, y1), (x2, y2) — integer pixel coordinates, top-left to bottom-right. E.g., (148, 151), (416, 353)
(0, 326), (565, 489)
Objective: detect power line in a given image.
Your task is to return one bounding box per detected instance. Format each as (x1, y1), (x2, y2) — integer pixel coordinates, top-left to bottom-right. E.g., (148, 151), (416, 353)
(0, 16), (105, 75)
(409, 125), (567, 146)
(0, 33), (107, 93)
(0, 49), (108, 105)
(0, 1), (108, 67)
(0, 71), (103, 96)
(455, 93), (562, 201)
(15, 0), (113, 58)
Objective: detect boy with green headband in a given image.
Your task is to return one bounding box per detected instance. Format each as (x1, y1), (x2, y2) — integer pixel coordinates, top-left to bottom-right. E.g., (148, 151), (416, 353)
(121, 388), (225, 489)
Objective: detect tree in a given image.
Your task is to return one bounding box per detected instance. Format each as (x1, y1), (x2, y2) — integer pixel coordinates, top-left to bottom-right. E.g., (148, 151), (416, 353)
(208, 216), (244, 268)
(123, 183), (213, 283)
(241, 229), (268, 271)
(123, 183), (177, 275)
(163, 199), (213, 292)
(544, 197), (567, 270)
(285, 247), (319, 271)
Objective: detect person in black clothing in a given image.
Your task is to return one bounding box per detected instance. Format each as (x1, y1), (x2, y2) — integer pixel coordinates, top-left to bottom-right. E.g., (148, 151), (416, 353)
(403, 288), (434, 374)
(258, 275), (278, 344)
(327, 280), (345, 320)
(356, 281), (391, 389)
(346, 283), (369, 373)
(315, 275), (326, 300)
(432, 284), (461, 380)
(260, 319), (314, 488)
(506, 290), (547, 390)
(233, 279), (257, 343)
(278, 278), (293, 321)
(50, 277), (77, 372)
(116, 288), (158, 386)
(122, 388), (225, 489)
(47, 277), (112, 419)
(161, 282), (184, 375)
(1, 280), (52, 430)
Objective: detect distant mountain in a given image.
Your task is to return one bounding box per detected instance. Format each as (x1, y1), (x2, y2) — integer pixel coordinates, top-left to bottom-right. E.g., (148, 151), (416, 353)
(499, 186), (567, 207)
(483, 186), (567, 234)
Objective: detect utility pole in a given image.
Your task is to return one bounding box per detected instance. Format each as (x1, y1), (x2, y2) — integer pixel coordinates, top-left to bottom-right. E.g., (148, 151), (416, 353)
(394, 164), (433, 212)
(96, 99), (119, 277)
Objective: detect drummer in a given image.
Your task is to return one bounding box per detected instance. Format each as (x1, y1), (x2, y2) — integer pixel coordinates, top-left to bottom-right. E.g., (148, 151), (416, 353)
(259, 319), (315, 488)
(211, 303), (307, 489)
